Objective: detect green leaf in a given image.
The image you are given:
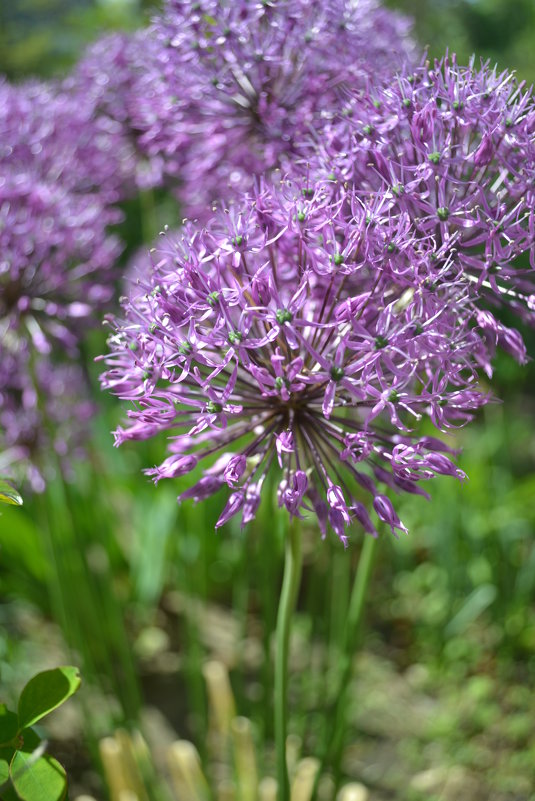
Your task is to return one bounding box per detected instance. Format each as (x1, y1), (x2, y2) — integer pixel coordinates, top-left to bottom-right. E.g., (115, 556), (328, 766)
(17, 729), (41, 755)
(10, 752), (67, 801)
(0, 747), (15, 785)
(0, 480), (22, 507)
(1, 785), (21, 801)
(0, 706), (19, 747)
(17, 668), (81, 730)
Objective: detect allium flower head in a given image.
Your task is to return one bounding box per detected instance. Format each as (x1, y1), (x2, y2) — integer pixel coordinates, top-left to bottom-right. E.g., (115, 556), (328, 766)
(0, 66), (133, 491)
(0, 76), (134, 202)
(0, 170), (121, 354)
(101, 177), (491, 544)
(0, 74), (128, 489)
(0, 344), (94, 493)
(66, 31), (166, 193)
(140, 0), (415, 216)
(313, 55), (535, 350)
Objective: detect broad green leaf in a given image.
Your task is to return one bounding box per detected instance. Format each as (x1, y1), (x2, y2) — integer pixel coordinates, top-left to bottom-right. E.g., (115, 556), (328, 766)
(17, 729), (40, 754)
(10, 751), (67, 801)
(0, 747), (15, 785)
(18, 667), (81, 730)
(0, 706), (18, 746)
(1, 785), (21, 801)
(0, 480), (22, 507)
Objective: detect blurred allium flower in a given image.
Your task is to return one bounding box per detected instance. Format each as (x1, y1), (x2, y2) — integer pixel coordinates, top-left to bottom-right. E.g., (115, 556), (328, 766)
(0, 60), (135, 492)
(0, 344), (94, 493)
(0, 76), (136, 202)
(101, 177), (492, 543)
(66, 32), (166, 193)
(0, 73), (128, 489)
(0, 171), (121, 354)
(138, 0), (415, 217)
(313, 56), (535, 345)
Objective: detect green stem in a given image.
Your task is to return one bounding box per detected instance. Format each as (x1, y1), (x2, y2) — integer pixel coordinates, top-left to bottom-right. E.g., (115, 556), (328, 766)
(323, 533), (378, 783)
(28, 355), (142, 720)
(274, 516), (302, 801)
(140, 188), (158, 243)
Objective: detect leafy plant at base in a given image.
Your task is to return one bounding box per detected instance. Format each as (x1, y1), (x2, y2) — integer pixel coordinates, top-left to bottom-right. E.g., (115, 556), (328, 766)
(0, 666), (81, 801)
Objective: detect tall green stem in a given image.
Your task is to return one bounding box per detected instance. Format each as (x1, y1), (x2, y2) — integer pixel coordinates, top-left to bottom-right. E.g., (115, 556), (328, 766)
(28, 355), (141, 720)
(323, 533), (378, 782)
(274, 517), (302, 801)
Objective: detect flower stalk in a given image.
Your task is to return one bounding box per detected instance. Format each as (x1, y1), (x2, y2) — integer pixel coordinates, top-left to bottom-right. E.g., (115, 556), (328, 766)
(322, 533), (379, 782)
(274, 515), (303, 801)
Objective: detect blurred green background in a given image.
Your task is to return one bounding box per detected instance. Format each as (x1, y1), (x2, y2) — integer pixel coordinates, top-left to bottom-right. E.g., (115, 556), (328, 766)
(0, 0), (161, 78)
(1, 1), (535, 800)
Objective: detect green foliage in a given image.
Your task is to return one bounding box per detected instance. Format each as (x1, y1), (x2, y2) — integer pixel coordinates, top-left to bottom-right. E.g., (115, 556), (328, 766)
(0, 480), (22, 507)
(0, 707), (19, 746)
(17, 667), (81, 730)
(383, 397), (535, 668)
(0, 0), (162, 79)
(0, 667), (81, 801)
(10, 753), (67, 801)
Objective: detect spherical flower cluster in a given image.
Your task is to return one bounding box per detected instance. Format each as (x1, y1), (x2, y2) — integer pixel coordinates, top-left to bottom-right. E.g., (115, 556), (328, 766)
(0, 344), (94, 492)
(0, 166), (120, 486)
(0, 56), (145, 486)
(0, 171), (121, 354)
(66, 32), (166, 193)
(312, 56), (535, 341)
(101, 177), (493, 543)
(139, 0), (415, 217)
(0, 76), (134, 202)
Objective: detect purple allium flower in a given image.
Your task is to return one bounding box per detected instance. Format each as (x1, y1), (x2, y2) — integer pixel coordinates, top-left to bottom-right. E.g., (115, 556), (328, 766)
(0, 74), (129, 489)
(101, 177), (491, 544)
(0, 76), (135, 202)
(0, 344), (94, 493)
(313, 55), (535, 339)
(66, 32), (166, 193)
(0, 170), (121, 354)
(137, 0), (415, 217)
